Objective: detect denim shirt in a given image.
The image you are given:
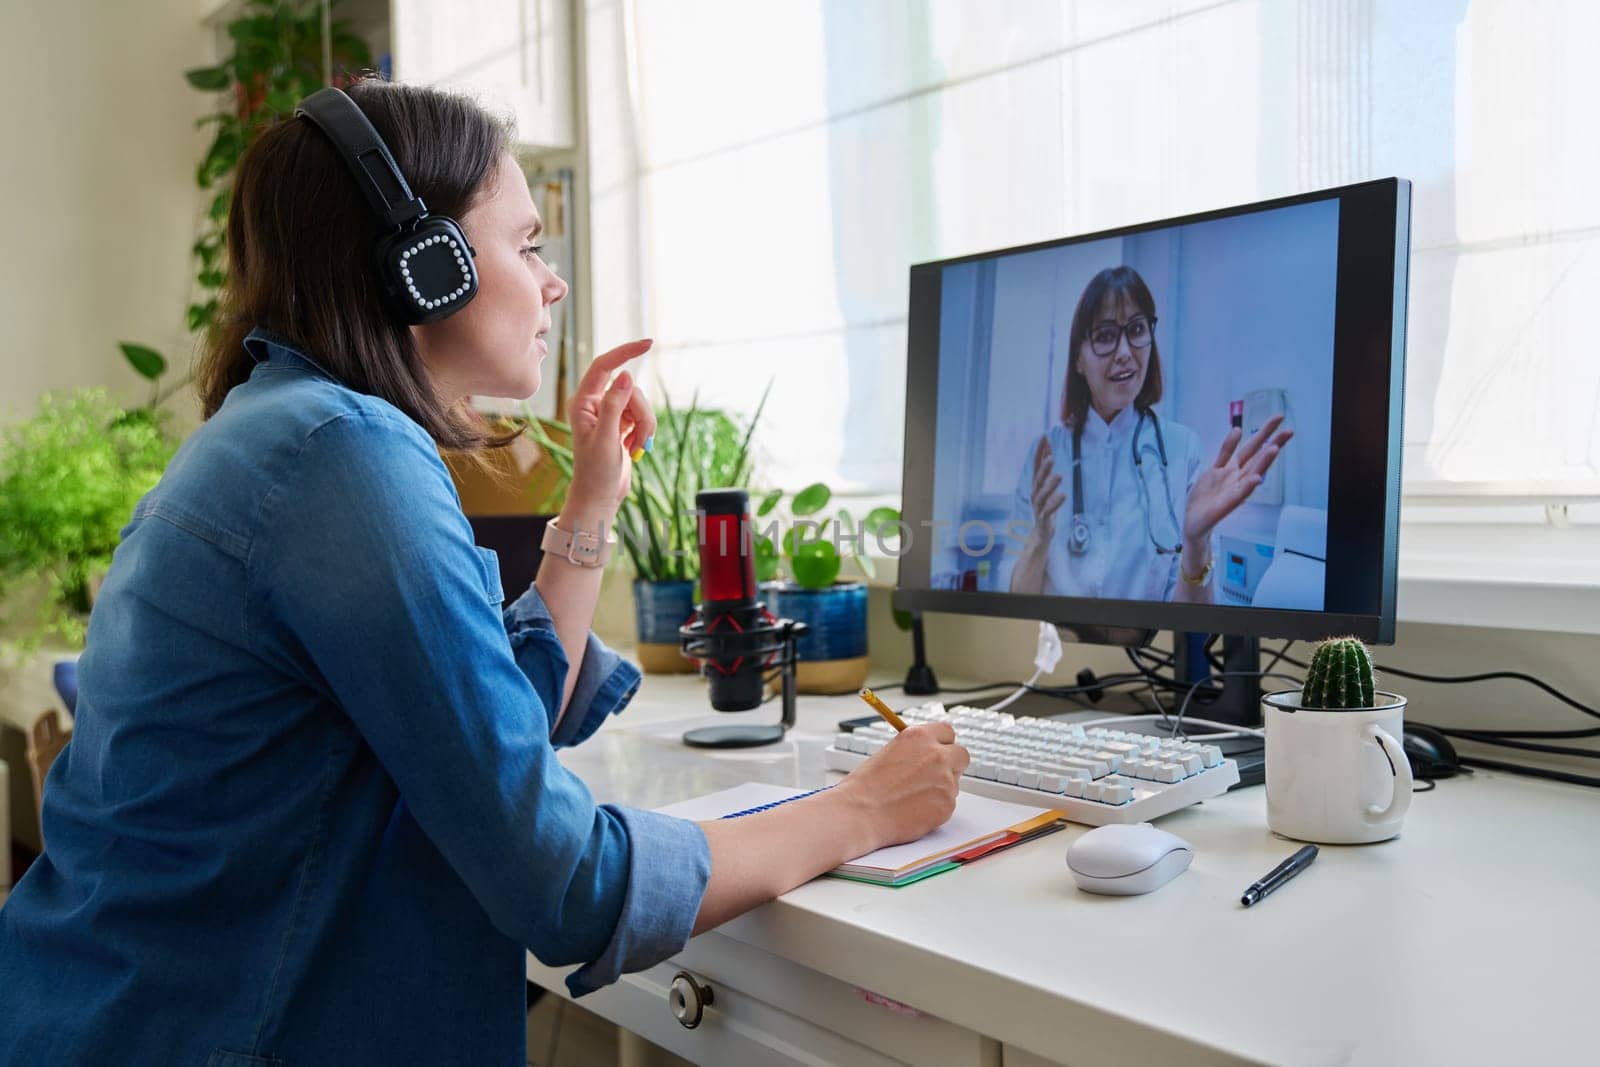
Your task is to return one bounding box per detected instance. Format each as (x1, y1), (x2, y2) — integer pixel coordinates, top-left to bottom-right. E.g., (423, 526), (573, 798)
(0, 328), (711, 1066)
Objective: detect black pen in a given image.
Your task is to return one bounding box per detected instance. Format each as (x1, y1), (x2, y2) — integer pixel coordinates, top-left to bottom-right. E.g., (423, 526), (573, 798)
(1240, 844), (1319, 907)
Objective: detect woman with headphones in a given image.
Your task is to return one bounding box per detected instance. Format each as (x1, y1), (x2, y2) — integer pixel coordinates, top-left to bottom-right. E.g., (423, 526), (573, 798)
(0, 80), (966, 1065)
(1008, 266), (1293, 602)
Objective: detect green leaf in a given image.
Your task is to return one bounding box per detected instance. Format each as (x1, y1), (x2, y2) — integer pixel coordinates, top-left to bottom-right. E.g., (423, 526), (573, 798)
(265, 88), (299, 114)
(791, 482), (831, 516)
(863, 506), (901, 537)
(186, 301), (216, 332)
(854, 552), (877, 580)
(754, 536), (780, 583)
(892, 608), (915, 632)
(228, 15), (276, 45)
(118, 343), (167, 381)
(198, 269), (226, 289)
(184, 65), (233, 91)
(208, 189), (231, 222)
(756, 488), (784, 517)
(790, 540), (840, 589)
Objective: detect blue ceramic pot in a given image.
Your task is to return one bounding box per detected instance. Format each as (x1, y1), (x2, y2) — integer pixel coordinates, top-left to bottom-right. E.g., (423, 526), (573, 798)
(633, 579), (697, 645)
(762, 581), (868, 662)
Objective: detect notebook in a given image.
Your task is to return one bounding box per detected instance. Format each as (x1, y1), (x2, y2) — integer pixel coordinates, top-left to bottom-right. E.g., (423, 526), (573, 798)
(655, 783), (1064, 887)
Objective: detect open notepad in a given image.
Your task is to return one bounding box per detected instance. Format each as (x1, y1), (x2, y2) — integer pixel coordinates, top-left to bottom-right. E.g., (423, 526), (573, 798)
(655, 783), (1063, 887)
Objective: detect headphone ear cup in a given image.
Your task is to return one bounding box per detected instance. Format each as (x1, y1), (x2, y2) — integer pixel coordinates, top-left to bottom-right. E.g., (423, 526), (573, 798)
(380, 216), (479, 324)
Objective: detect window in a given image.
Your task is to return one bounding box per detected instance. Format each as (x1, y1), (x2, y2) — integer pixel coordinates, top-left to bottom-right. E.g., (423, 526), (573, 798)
(584, 0), (1600, 506)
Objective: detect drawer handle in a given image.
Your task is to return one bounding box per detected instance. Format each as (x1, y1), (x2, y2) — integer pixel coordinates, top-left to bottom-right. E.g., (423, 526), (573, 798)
(668, 970), (714, 1029)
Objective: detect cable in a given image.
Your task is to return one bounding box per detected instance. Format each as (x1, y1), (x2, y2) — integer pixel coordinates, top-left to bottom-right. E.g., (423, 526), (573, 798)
(1458, 755), (1600, 789)
(1415, 726), (1600, 761)
(1279, 651), (1600, 729)
(1261, 639), (1296, 678)
(1074, 712), (1265, 739)
(1172, 670), (1306, 739)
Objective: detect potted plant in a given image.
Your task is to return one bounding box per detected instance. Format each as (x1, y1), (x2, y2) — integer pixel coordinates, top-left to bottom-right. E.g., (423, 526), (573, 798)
(522, 390), (767, 673)
(0, 383), (180, 657)
(1261, 637), (1414, 844)
(753, 484), (900, 694)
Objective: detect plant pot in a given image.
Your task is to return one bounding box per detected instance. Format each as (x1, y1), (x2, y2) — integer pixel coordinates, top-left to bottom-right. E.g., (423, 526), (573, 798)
(633, 579), (697, 674)
(1262, 689), (1414, 844)
(762, 580), (869, 694)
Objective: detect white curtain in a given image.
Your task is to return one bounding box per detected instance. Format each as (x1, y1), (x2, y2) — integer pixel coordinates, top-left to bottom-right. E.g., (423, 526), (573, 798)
(584, 0), (1600, 497)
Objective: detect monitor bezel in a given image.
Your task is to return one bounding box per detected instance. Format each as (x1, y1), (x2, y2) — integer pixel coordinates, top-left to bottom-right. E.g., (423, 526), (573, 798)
(893, 177), (1410, 644)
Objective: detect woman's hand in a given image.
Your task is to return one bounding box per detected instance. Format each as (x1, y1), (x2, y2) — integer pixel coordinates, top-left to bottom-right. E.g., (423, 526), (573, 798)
(561, 339), (657, 528)
(1182, 413), (1294, 547)
(1027, 434), (1066, 544)
(831, 722), (969, 851)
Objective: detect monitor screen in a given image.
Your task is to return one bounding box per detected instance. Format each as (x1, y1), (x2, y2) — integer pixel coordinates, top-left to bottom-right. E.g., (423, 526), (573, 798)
(896, 179), (1409, 643)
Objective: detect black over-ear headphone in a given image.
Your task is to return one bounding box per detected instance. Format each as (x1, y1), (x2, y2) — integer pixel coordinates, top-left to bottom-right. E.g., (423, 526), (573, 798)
(294, 87), (478, 324)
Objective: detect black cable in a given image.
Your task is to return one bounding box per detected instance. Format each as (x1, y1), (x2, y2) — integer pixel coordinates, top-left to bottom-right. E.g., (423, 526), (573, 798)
(1458, 755), (1600, 789)
(1280, 651), (1600, 729)
(1261, 639), (1296, 678)
(1413, 724), (1600, 760)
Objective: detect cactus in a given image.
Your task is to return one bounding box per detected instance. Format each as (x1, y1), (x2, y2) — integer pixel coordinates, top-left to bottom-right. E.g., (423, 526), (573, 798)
(1301, 636), (1378, 709)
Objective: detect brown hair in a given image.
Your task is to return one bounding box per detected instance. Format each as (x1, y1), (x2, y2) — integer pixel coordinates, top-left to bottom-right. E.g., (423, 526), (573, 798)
(1060, 265), (1164, 428)
(198, 78), (516, 452)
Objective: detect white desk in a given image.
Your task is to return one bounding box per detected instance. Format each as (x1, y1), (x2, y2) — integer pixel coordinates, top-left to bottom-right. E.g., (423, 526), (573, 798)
(526, 675), (1600, 1067)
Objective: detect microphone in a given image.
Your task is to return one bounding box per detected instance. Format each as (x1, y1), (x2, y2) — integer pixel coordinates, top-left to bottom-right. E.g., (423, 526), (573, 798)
(678, 488), (807, 747)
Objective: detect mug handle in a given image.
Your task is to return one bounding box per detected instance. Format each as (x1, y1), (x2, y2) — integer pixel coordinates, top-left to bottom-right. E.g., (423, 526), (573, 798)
(1365, 724), (1414, 824)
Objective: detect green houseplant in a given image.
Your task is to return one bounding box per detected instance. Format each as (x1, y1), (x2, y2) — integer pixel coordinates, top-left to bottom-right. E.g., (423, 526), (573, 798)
(0, 387), (181, 654)
(521, 387), (768, 672)
(1299, 636), (1378, 708)
(119, 0), (373, 380)
(753, 483), (900, 693)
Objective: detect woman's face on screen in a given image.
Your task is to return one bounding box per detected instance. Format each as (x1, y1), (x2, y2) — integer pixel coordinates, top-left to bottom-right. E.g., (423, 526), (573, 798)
(412, 152), (569, 402)
(1076, 289), (1151, 422)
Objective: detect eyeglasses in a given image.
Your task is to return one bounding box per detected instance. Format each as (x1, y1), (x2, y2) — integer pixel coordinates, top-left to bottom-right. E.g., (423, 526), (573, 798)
(1087, 315), (1156, 357)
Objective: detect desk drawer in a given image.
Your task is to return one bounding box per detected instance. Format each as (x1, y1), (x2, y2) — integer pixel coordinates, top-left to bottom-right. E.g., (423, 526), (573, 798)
(529, 934), (998, 1066)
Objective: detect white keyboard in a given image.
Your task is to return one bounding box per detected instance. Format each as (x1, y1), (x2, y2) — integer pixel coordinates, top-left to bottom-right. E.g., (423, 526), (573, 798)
(824, 702), (1239, 826)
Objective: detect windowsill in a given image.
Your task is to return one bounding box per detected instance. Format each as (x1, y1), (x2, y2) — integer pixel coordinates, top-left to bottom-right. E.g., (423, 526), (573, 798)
(856, 523), (1600, 636)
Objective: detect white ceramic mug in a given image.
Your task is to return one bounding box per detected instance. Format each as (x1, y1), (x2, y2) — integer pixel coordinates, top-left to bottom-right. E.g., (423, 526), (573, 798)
(1262, 690), (1413, 844)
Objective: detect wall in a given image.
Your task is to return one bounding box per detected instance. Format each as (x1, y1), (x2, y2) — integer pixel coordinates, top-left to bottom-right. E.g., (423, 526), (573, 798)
(0, 0), (211, 427)
(0, 0), (212, 852)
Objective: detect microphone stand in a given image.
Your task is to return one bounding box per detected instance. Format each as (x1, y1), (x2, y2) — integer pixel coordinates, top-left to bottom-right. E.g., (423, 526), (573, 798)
(678, 616), (810, 749)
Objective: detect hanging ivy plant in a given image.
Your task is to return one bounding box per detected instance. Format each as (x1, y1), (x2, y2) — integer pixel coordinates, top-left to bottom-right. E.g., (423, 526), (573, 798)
(117, 0), (373, 398)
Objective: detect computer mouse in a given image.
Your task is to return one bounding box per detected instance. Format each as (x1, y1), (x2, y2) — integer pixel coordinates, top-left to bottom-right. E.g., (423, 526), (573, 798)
(1402, 723), (1462, 779)
(1065, 823), (1193, 896)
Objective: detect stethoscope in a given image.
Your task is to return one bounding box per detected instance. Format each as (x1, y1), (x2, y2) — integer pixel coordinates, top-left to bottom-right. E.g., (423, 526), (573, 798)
(1068, 408), (1184, 557)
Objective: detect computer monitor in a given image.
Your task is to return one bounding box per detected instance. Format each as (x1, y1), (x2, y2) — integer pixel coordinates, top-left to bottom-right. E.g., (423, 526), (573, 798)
(895, 179), (1410, 663)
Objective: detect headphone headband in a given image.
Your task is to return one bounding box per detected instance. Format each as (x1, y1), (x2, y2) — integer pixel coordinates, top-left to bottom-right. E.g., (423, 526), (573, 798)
(292, 85), (479, 325)
(295, 87), (427, 232)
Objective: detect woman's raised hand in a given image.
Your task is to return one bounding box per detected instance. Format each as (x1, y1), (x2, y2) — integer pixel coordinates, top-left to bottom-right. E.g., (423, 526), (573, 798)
(1028, 434), (1066, 542)
(1182, 413), (1294, 546)
(562, 339), (657, 525)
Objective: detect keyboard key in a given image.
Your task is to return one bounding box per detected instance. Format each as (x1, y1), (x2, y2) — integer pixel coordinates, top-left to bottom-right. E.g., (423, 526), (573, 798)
(1017, 769), (1041, 789)
(1102, 782), (1132, 805)
(1081, 781), (1104, 802)
(1036, 774), (1067, 793)
(1201, 746), (1224, 767)
(997, 765), (1021, 785)
(1176, 754), (1204, 776)
(1155, 763), (1184, 783)
(1064, 777), (1086, 798)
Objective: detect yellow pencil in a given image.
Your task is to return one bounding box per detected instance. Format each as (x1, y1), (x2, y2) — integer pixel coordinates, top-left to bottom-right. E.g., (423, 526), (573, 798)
(858, 686), (908, 732)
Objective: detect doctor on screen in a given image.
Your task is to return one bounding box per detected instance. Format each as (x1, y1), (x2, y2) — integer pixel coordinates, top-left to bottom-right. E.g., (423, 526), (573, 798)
(1007, 266), (1292, 603)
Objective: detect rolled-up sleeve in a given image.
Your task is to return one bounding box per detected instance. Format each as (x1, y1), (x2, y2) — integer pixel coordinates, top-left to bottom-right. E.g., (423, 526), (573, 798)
(249, 411), (708, 992)
(503, 586), (643, 749)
